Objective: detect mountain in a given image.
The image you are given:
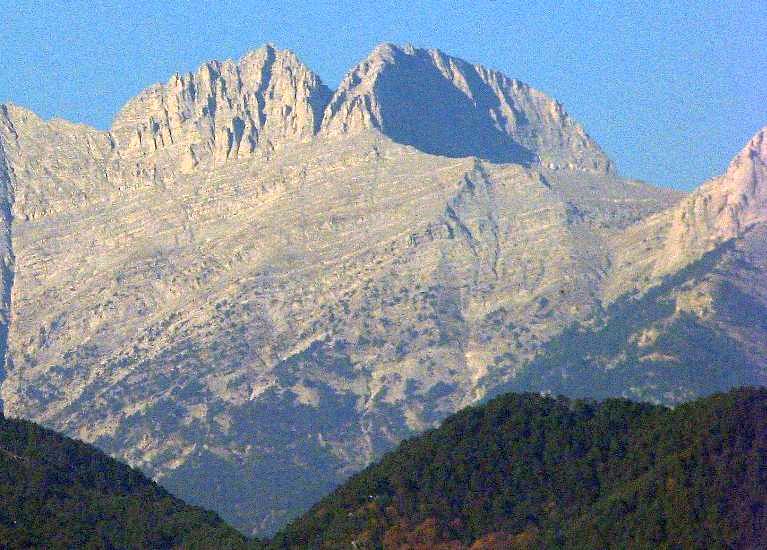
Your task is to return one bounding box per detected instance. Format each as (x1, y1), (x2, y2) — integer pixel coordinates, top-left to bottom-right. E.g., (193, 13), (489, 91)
(0, 43), (762, 534)
(321, 43), (613, 171)
(272, 387), (767, 549)
(0, 411), (255, 548)
(111, 44), (331, 165)
(502, 125), (767, 404)
(664, 126), (767, 266)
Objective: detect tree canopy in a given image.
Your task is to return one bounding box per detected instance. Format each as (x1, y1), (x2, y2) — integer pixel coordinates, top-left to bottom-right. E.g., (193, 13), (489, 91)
(271, 387), (767, 549)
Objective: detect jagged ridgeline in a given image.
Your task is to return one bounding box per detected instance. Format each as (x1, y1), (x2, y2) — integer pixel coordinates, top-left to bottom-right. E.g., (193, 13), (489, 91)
(271, 388), (767, 549)
(0, 412), (259, 548)
(0, 41), (765, 535)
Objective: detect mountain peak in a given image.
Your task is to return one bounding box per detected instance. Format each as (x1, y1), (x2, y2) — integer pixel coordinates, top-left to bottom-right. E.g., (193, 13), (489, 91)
(19, 43), (613, 175)
(237, 43), (301, 71)
(729, 125), (767, 171)
(719, 124), (767, 226)
(110, 44), (331, 163)
(696, 125), (767, 235)
(320, 44), (612, 172)
(369, 41), (402, 57)
(661, 125), (767, 267)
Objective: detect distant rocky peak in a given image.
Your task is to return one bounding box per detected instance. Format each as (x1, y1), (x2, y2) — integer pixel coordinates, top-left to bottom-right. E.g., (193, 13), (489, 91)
(111, 44), (331, 164)
(12, 43), (615, 175)
(727, 125), (767, 180)
(717, 125), (767, 227)
(661, 125), (767, 270)
(689, 126), (766, 234)
(321, 43), (613, 173)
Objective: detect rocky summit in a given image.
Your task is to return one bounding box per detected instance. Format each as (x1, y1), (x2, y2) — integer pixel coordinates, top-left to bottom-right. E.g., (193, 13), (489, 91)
(0, 43), (764, 535)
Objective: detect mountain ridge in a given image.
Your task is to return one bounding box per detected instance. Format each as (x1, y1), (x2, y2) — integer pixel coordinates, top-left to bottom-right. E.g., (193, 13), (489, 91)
(320, 43), (613, 172)
(1, 42), (615, 177)
(0, 44), (764, 535)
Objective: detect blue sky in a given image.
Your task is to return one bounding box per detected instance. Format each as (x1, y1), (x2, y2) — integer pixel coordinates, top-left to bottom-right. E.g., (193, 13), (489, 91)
(1, 1), (765, 189)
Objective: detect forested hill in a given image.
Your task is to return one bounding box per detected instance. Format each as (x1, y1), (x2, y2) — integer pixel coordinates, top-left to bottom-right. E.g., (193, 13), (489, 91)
(271, 387), (767, 549)
(1, 387), (764, 548)
(0, 413), (260, 549)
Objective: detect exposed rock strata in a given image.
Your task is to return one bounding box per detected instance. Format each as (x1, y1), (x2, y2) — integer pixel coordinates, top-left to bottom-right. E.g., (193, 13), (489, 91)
(112, 44), (331, 164)
(0, 44), (763, 535)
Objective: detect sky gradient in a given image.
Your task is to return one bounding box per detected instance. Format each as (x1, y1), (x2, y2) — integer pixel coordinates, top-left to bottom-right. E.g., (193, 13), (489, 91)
(1, 1), (765, 190)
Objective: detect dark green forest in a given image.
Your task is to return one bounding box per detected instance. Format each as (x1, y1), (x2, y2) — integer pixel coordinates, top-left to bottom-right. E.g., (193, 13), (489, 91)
(0, 413), (258, 549)
(1, 388), (765, 549)
(271, 387), (767, 549)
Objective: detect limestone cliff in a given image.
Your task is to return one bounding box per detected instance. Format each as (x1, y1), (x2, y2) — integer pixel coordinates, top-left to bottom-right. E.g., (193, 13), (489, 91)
(0, 112), (16, 399)
(0, 44), (762, 537)
(663, 126), (767, 263)
(111, 44), (331, 164)
(606, 126), (767, 298)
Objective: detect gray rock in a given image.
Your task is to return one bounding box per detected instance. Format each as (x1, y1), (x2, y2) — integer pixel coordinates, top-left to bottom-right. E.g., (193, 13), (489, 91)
(0, 44), (763, 535)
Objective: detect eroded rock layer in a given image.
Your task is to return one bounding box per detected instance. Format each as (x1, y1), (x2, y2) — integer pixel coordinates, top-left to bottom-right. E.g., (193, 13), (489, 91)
(0, 44), (764, 534)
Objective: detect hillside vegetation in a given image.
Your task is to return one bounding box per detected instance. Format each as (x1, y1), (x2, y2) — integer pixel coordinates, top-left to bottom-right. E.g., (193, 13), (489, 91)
(0, 413), (257, 549)
(272, 387), (767, 549)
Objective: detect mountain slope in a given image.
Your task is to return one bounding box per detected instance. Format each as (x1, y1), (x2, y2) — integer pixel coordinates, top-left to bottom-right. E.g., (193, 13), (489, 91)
(607, 124), (767, 297)
(0, 43), (762, 535)
(505, 125), (767, 405)
(272, 387), (767, 549)
(0, 412), (254, 548)
(504, 228), (767, 404)
(662, 125), (767, 269)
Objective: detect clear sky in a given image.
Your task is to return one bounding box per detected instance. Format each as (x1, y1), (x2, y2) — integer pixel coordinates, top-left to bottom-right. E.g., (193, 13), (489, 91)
(1, 1), (765, 190)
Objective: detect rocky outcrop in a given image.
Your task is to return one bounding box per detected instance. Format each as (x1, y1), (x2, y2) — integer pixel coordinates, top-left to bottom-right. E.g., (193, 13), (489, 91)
(0, 103), (115, 220)
(111, 44), (332, 163)
(321, 43), (613, 172)
(604, 126), (767, 299)
(664, 126), (767, 258)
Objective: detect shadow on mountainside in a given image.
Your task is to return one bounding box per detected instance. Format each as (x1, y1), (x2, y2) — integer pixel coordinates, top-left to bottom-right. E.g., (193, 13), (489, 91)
(373, 49), (536, 165)
(490, 239), (767, 404)
(136, 346), (359, 537)
(156, 339), (413, 537)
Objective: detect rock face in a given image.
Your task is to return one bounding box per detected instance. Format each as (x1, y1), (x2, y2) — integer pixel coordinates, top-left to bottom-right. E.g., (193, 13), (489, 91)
(112, 44), (331, 164)
(536, 128), (767, 405)
(0, 115), (14, 380)
(0, 44), (763, 535)
(322, 43), (613, 172)
(0, 103), (115, 220)
(605, 125), (767, 299)
(662, 126), (767, 266)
